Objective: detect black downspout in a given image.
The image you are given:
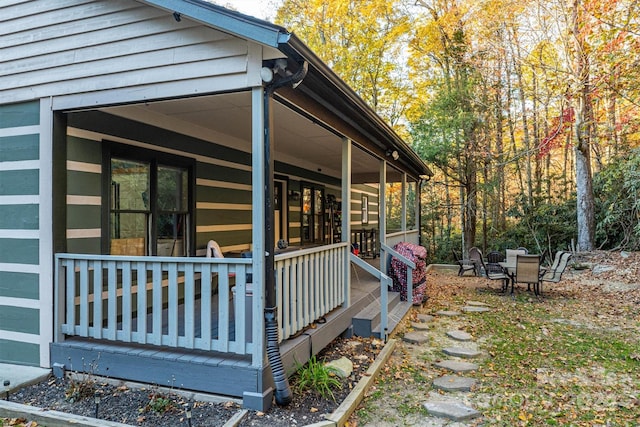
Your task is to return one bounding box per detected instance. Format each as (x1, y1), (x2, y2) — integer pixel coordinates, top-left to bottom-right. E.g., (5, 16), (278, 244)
(263, 62), (308, 407)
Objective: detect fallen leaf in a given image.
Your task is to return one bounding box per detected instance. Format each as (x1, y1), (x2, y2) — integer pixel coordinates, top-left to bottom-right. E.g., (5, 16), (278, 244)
(310, 407), (318, 412)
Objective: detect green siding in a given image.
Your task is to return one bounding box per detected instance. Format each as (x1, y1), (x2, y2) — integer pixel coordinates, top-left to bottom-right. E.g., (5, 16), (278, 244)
(197, 186), (252, 204)
(67, 205), (101, 229)
(197, 162), (251, 184)
(69, 111), (253, 165)
(0, 170), (39, 195)
(67, 238), (101, 254)
(0, 134), (39, 162)
(0, 339), (39, 366)
(275, 161), (341, 188)
(67, 170), (101, 196)
(0, 272), (39, 299)
(196, 210), (252, 227)
(67, 136), (102, 163)
(0, 101), (39, 129)
(0, 305), (39, 334)
(0, 238), (39, 265)
(0, 204), (38, 229)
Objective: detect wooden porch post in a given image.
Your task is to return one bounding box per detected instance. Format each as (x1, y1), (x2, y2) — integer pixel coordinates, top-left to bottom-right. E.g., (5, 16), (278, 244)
(379, 160), (387, 271)
(341, 137), (351, 307)
(401, 172), (407, 236)
(251, 86), (265, 368)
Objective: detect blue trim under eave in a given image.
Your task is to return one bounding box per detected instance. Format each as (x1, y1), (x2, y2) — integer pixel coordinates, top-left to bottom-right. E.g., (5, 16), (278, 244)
(138, 0), (290, 47)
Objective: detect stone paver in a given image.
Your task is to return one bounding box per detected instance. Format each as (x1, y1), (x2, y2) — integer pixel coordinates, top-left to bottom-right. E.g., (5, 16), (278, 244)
(466, 300), (489, 307)
(411, 322), (429, 331)
(432, 375), (477, 392)
(442, 346), (481, 359)
(435, 360), (478, 373)
(446, 330), (473, 341)
(423, 400), (481, 421)
(462, 306), (491, 313)
(417, 314), (435, 323)
(435, 310), (461, 317)
(402, 331), (429, 345)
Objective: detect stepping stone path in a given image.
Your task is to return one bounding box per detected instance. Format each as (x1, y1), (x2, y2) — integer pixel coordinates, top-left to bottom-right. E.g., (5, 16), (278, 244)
(466, 300), (490, 307)
(462, 305), (491, 313)
(447, 330), (473, 341)
(417, 314), (435, 323)
(435, 310), (461, 317)
(411, 321), (430, 330)
(433, 375), (477, 392)
(421, 301), (493, 422)
(442, 346), (481, 359)
(402, 331), (429, 345)
(423, 401), (481, 422)
(435, 360), (478, 373)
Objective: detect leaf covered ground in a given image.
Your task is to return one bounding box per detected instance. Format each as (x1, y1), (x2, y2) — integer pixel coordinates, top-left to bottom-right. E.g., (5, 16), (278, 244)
(352, 250), (640, 426)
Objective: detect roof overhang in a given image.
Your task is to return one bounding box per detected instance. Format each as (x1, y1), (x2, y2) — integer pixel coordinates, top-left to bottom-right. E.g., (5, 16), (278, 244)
(136, 0), (432, 180)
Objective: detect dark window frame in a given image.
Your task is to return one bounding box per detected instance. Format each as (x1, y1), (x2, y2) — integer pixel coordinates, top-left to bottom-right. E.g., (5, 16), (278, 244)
(101, 141), (195, 256)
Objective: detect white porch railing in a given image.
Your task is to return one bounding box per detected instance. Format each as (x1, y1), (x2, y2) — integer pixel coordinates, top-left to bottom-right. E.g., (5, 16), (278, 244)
(274, 242), (349, 341)
(54, 244), (350, 363)
(54, 254), (258, 361)
(385, 229), (420, 248)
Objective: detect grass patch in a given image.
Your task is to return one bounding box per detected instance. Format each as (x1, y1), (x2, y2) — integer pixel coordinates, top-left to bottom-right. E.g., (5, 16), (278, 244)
(474, 300), (640, 425)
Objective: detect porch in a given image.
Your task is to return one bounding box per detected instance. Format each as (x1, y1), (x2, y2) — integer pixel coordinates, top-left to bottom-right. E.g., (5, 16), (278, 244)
(50, 242), (413, 407)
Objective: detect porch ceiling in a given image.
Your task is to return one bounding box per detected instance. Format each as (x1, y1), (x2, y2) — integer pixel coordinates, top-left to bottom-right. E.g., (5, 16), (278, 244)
(101, 91), (407, 184)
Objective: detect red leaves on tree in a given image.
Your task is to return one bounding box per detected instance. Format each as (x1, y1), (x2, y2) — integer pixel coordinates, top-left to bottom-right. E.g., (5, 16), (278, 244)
(538, 108), (574, 158)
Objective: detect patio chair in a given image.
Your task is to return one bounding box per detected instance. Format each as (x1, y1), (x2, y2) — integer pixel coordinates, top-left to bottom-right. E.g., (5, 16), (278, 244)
(505, 248), (527, 265)
(452, 249), (476, 276)
(476, 251), (510, 291)
(468, 247), (483, 276)
(539, 251), (572, 295)
(514, 254), (541, 295)
(516, 247), (529, 254)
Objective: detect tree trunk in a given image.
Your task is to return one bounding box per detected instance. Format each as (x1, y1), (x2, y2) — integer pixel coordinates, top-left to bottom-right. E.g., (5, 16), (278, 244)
(573, 0), (595, 251)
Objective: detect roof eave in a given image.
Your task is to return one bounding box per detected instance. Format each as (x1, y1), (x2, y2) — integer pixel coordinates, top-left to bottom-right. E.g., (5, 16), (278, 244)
(281, 35), (432, 178)
(137, 0), (290, 47)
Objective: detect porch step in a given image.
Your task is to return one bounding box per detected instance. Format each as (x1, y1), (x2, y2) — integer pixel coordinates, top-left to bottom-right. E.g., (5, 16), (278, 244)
(352, 291), (410, 338)
(371, 300), (413, 339)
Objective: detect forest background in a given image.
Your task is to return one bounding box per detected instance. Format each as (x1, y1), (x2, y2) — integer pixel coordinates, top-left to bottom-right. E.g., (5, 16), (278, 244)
(229, 0), (640, 262)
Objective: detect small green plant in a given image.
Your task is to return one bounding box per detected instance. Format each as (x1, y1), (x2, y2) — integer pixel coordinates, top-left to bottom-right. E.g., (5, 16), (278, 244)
(145, 391), (177, 414)
(294, 356), (342, 401)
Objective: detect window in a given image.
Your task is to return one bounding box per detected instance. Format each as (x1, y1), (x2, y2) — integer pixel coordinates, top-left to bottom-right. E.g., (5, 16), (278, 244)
(301, 184), (325, 244)
(361, 195), (369, 224)
(107, 145), (192, 256)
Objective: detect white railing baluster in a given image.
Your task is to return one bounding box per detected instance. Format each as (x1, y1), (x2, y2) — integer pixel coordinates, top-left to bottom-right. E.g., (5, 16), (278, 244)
(121, 261), (132, 342)
(78, 259), (89, 336)
(217, 264), (230, 353)
(167, 263), (178, 347)
(200, 263), (212, 350)
(136, 261), (146, 344)
(106, 261), (117, 340)
(65, 259), (76, 333)
(184, 262), (195, 349)
(91, 260), (102, 339)
(151, 262), (162, 346)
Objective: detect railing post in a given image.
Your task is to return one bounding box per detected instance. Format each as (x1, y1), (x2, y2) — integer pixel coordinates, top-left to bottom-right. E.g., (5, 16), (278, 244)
(381, 275), (389, 342)
(407, 267), (413, 305)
